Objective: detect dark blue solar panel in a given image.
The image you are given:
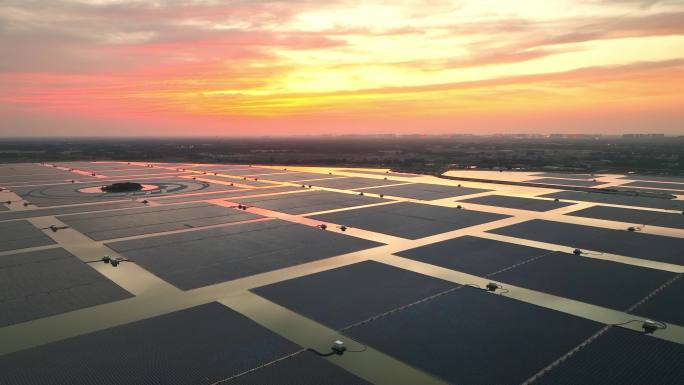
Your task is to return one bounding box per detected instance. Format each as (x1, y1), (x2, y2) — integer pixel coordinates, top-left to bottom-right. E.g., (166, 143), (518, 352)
(540, 191), (684, 210)
(459, 195), (574, 211)
(492, 252), (675, 310)
(345, 287), (601, 385)
(252, 261), (457, 330)
(396, 235), (551, 276)
(229, 351), (371, 385)
(568, 205), (684, 230)
(535, 327), (684, 385)
(0, 302), (301, 385)
(311, 202), (510, 239)
(633, 276), (684, 327)
(108, 220), (383, 290)
(490, 219), (684, 265)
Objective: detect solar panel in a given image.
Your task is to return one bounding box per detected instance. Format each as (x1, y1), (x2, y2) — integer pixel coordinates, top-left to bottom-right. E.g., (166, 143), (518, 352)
(633, 276), (684, 327)
(228, 351), (371, 385)
(0, 220), (55, 251)
(358, 183), (490, 200)
(237, 190), (386, 214)
(0, 201), (147, 221)
(0, 248), (132, 327)
(620, 181), (684, 191)
(107, 220), (383, 290)
(0, 302), (302, 385)
(459, 194), (574, 211)
(534, 172), (598, 180)
(567, 205), (684, 230)
(252, 172), (339, 182)
(59, 202), (261, 240)
(345, 287), (602, 385)
(540, 191), (684, 210)
(491, 252), (675, 310)
(252, 261), (457, 330)
(619, 175), (684, 183)
(396, 235), (550, 276)
(311, 202), (510, 239)
(490, 219), (684, 265)
(306, 177), (406, 190)
(203, 175), (275, 187)
(533, 327), (684, 385)
(528, 177), (603, 187)
(151, 186), (302, 204)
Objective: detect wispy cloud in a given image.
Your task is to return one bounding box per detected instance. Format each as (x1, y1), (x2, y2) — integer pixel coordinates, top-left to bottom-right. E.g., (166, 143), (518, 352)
(1, 0), (683, 135)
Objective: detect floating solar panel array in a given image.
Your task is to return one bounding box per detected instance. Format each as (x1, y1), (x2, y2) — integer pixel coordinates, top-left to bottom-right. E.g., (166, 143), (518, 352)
(1, 164), (683, 384)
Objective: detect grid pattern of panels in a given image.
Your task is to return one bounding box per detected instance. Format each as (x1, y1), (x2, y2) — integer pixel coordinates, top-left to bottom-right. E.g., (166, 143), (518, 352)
(2, 163), (683, 385)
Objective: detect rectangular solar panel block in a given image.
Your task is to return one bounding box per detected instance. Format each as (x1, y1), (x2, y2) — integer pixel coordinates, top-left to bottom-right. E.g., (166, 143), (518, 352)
(568, 205), (684, 230)
(0, 248), (132, 327)
(306, 177), (406, 190)
(0, 220), (55, 251)
(255, 172), (339, 182)
(228, 351), (371, 385)
(151, 186), (302, 204)
(204, 175), (275, 187)
(540, 191), (684, 210)
(619, 175), (684, 183)
(358, 183), (490, 200)
(621, 181), (684, 191)
(253, 260), (458, 330)
(632, 276), (684, 327)
(535, 172), (598, 180)
(527, 177), (603, 187)
(338, 169), (420, 177)
(0, 302), (301, 385)
(58, 202), (262, 240)
(186, 164), (252, 172)
(0, 201), (147, 221)
(217, 168), (289, 176)
(459, 194), (574, 211)
(99, 168), (181, 176)
(490, 219), (684, 265)
(344, 287), (602, 385)
(535, 327), (684, 385)
(107, 220), (383, 290)
(491, 252), (675, 310)
(616, 187), (684, 196)
(237, 190), (386, 215)
(396, 235), (552, 276)
(311, 202), (510, 239)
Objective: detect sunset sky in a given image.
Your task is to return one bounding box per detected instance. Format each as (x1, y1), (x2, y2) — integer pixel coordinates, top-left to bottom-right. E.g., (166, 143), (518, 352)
(1, 0), (683, 136)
